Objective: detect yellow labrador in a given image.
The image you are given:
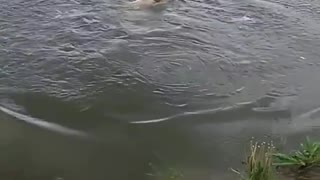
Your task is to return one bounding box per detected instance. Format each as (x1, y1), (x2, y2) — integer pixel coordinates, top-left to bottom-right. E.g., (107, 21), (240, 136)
(128, 0), (168, 9)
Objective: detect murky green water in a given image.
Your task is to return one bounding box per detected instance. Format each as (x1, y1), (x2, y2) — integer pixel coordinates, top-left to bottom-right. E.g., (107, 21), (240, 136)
(1, 0), (320, 179)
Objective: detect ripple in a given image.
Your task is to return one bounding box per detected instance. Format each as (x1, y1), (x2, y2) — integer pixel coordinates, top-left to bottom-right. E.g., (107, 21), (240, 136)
(0, 0), (319, 141)
(0, 105), (90, 138)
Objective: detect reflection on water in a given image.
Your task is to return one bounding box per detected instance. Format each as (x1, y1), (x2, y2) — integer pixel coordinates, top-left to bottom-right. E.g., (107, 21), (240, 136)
(1, 0), (320, 179)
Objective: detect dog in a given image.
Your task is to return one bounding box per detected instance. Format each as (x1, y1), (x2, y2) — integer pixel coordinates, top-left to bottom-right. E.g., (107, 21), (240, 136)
(128, 0), (168, 9)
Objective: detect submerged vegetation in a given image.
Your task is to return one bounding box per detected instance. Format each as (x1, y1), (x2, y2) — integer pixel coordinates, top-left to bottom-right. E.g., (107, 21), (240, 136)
(147, 163), (183, 180)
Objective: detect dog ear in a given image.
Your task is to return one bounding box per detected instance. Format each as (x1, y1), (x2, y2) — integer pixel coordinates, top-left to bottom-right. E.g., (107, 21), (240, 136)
(154, 0), (161, 2)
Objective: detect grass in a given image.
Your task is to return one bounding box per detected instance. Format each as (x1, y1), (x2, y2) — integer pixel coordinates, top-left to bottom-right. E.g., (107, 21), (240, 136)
(246, 141), (275, 180)
(273, 137), (320, 170)
(232, 141), (276, 180)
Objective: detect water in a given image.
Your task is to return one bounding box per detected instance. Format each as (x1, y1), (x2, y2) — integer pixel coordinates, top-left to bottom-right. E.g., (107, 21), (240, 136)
(1, 0), (320, 179)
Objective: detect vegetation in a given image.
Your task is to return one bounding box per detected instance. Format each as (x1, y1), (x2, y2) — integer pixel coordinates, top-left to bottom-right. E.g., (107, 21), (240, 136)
(273, 137), (320, 169)
(232, 137), (320, 180)
(232, 141), (276, 180)
(246, 141), (275, 180)
(149, 137), (320, 180)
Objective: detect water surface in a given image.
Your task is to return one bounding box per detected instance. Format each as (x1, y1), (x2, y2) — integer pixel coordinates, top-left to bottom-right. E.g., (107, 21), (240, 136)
(1, 0), (320, 179)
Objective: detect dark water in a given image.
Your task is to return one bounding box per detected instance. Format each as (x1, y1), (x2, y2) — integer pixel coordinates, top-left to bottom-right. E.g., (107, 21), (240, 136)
(1, 0), (320, 179)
